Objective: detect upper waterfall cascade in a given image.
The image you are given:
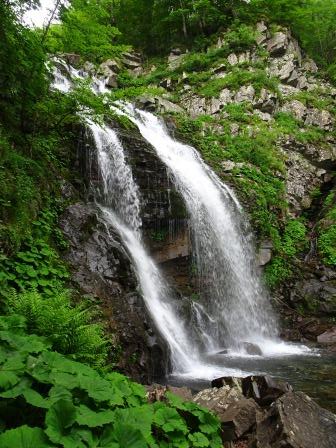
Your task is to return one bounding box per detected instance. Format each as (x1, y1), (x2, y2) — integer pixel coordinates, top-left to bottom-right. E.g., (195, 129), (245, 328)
(51, 61), (310, 379)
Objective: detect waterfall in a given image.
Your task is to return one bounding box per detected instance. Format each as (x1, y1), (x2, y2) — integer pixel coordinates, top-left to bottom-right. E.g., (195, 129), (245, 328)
(51, 62), (309, 382)
(120, 105), (279, 354)
(86, 123), (205, 373)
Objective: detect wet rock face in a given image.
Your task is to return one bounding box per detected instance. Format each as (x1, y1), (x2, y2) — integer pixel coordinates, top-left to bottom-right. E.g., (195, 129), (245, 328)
(242, 375), (293, 407)
(59, 202), (167, 383)
(291, 278), (336, 316)
(256, 392), (336, 448)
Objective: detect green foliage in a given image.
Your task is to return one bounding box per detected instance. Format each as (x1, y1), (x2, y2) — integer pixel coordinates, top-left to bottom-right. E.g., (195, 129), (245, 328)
(5, 289), (109, 367)
(317, 191), (336, 266)
(0, 207), (69, 296)
(45, 0), (128, 62)
(265, 220), (308, 287)
(0, 315), (222, 447)
(198, 69), (279, 98)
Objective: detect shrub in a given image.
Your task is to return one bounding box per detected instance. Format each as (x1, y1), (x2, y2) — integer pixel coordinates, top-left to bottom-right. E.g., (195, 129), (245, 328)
(0, 314), (222, 447)
(5, 289), (109, 368)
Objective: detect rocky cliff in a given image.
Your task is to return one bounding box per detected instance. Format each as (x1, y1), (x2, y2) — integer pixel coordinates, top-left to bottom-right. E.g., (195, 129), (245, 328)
(58, 22), (336, 381)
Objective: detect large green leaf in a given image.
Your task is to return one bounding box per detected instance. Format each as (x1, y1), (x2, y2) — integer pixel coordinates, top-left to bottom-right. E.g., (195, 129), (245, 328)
(0, 425), (53, 448)
(75, 405), (115, 427)
(153, 406), (188, 434)
(99, 423), (148, 448)
(45, 399), (77, 445)
(0, 377), (32, 398)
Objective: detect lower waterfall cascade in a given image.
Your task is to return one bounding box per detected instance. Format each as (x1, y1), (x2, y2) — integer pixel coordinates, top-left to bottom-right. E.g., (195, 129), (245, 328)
(51, 61), (311, 380)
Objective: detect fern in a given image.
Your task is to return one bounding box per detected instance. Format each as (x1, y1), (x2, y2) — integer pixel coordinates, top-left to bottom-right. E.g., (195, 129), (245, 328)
(6, 289), (109, 368)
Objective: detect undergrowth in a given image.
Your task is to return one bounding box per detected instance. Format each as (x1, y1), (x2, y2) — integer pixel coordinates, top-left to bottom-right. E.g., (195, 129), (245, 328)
(0, 314), (222, 448)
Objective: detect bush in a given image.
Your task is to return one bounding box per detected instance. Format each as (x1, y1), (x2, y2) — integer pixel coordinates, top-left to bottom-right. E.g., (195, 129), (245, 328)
(5, 289), (109, 368)
(0, 314), (222, 447)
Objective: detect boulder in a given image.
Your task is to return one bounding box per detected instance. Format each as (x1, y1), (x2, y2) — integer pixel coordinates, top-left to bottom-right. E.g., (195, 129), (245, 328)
(168, 49), (185, 70)
(303, 58), (319, 73)
(156, 97), (184, 114)
(242, 375), (292, 406)
(62, 53), (81, 67)
(290, 279), (336, 316)
(305, 108), (333, 130)
(235, 85), (255, 103)
(227, 53), (239, 66)
(253, 88), (277, 114)
(211, 377), (243, 390)
(281, 100), (307, 121)
(105, 74), (118, 88)
(241, 342), (263, 356)
(193, 386), (244, 415)
(99, 58), (121, 74)
(267, 31), (289, 56)
(221, 398), (260, 441)
(146, 384), (193, 403)
(256, 392), (336, 448)
(317, 327), (336, 344)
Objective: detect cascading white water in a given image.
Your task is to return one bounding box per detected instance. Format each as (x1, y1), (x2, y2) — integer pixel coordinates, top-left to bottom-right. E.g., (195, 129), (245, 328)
(87, 123), (204, 373)
(51, 61), (310, 381)
(121, 105), (281, 354)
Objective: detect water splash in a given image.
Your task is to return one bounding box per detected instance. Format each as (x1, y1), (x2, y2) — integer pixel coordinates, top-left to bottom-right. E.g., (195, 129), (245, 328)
(51, 62), (311, 381)
(121, 104), (280, 353)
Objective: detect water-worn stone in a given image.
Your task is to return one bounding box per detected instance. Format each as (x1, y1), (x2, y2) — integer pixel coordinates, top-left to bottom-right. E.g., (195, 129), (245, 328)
(221, 398), (260, 441)
(193, 386), (244, 415)
(256, 392), (336, 448)
(242, 375), (293, 406)
(317, 327), (336, 344)
(241, 342), (263, 356)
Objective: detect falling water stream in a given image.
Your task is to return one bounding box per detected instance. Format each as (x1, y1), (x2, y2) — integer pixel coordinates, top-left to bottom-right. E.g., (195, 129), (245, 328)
(51, 61), (315, 383)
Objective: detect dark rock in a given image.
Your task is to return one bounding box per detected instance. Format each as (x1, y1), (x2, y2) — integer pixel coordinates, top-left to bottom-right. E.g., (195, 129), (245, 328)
(267, 32), (288, 56)
(317, 327), (336, 344)
(62, 53), (81, 67)
(290, 279), (336, 316)
(241, 342), (263, 356)
(212, 377), (243, 389)
(59, 202), (168, 383)
(221, 398), (260, 441)
(256, 391), (336, 448)
(242, 375), (293, 406)
(193, 386), (243, 415)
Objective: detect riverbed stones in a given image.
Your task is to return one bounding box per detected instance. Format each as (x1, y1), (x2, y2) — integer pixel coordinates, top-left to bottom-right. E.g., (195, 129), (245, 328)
(221, 398), (260, 441)
(242, 375), (293, 406)
(193, 386), (244, 415)
(256, 392), (336, 448)
(317, 327), (336, 344)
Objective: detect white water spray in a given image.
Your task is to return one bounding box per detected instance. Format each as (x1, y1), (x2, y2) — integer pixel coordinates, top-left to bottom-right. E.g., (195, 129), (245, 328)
(51, 62), (310, 381)
(121, 105), (282, 354)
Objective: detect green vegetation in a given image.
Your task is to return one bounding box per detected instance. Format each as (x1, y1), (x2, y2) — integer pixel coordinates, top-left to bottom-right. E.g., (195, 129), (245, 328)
(198, 69), (279, 98)
(318, 191), (336, 266)
(5, 290), (109, 368)
(0, 314), (222, 447)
